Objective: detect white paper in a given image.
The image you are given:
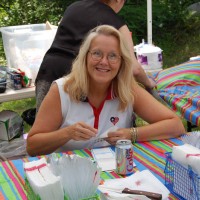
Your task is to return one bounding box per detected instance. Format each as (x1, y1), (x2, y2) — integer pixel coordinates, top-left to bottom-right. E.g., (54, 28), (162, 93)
(98, 170), (170, 200)
(91, 147), (136, 172)
(99, 126), (119, 139)
(91, 147), (116, 171)
(100, 191), (151, 200)
(48, 154), (101, 200)
(181, 131), (200, 149)
(92, 126), (119, 145)
(172, 144), (200, 167)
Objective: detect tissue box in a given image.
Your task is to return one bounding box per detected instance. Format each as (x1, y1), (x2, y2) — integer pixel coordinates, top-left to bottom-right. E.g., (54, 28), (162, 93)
(0, 23), (57, 83)
(165, 152), (200, 200)
(0, 110), (23, 141)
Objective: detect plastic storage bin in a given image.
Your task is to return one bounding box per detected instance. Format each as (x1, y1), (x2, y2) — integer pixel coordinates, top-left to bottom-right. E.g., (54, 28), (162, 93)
(165, 152), (200, 200)
(0, 23), (57, 83)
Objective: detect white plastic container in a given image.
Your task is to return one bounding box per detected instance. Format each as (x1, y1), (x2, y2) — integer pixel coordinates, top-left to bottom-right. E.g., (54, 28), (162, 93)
(0, 24), (57, 82)
(135, 43), (163, 72)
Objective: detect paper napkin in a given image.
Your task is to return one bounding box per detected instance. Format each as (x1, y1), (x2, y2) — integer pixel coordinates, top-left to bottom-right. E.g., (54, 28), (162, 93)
(24, 158), (64, 200)
(98, 170), (170, 200)
(91, 147), (136, 172)
(181, 131), (200, 149)
(49, 154), (101, 200)
(93, 126), (119, 144)
(91, 147), (116, 171)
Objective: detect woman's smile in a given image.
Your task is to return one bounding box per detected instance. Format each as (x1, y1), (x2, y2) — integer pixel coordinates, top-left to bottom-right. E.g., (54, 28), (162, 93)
(95, 66), (111, 73)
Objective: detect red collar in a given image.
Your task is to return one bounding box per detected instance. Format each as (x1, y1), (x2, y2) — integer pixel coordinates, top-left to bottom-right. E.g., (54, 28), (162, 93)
(80, 85), (116, 102)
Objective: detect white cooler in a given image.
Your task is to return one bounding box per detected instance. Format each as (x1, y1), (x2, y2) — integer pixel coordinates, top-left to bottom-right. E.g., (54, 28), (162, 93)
(135, 43), (163, 73)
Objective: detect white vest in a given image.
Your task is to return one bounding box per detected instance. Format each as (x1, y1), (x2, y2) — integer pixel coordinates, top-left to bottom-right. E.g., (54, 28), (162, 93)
(55, 78), (134, 151)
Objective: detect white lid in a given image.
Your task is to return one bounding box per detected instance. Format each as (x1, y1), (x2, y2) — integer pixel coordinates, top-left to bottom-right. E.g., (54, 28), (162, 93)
(136, 44), (162, 54)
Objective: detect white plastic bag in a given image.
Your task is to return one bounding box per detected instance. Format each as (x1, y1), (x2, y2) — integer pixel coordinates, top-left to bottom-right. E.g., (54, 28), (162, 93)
(0, 137), (27, 161)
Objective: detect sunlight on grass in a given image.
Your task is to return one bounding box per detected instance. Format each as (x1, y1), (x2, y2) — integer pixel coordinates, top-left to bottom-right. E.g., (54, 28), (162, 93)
(0, 98), (36, 133)
(0, 98), (36, 114)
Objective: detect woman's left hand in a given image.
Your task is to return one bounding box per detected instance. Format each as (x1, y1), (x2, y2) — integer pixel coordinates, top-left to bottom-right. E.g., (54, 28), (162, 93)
(105, 128), (131, 145)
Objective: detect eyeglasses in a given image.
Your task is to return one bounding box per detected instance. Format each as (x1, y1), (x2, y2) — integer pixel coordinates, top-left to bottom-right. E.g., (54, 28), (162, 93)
(88, 50), (121, 64)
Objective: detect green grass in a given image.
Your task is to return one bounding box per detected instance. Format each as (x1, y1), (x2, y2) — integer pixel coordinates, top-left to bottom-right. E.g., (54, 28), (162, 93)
(160, 32), (200, 68)
(0, 98), (36, 132)
(136, 116), (200, 132)
(0, 98), (36, 113)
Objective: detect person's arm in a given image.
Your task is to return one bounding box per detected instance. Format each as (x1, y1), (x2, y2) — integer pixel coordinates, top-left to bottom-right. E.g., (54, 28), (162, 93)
(106, 84), (185, 145)
(27, 83), (97, 156)
(119, 25), (156, 89)
(132, 84), (185, 140)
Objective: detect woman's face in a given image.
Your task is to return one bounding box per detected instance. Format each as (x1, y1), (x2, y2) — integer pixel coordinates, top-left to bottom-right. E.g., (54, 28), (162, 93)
(87, 34), (122, 86)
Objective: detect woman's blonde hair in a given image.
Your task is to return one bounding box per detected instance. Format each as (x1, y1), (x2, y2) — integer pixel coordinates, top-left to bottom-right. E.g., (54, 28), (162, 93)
(63, 25), (136, 111)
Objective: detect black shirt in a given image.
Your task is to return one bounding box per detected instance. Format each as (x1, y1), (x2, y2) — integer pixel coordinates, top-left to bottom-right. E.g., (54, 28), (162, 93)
(36, 0), (125, 83)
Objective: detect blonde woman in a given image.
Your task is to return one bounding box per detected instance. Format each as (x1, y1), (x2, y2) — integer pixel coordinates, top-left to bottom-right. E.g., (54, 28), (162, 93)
(27, 25), (185, 156)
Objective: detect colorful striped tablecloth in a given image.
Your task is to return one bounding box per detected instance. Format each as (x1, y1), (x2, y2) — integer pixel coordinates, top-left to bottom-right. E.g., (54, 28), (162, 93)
(152, 59), (200, 127)
(0, 138), (184, 200)
(158, 85), (200, 127)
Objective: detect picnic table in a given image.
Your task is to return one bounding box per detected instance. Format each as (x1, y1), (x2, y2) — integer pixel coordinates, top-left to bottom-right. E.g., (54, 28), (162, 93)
(0, 85), (35, 103)
(0, 135), (186, 199)
(153, 58), (200, 131)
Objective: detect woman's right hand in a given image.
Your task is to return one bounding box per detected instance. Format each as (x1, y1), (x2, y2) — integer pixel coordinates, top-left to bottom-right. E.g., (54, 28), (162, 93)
(70, 122), (97, 141)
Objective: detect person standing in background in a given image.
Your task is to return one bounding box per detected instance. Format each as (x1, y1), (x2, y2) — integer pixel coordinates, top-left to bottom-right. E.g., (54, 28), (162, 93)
(35, 0), (156, 112)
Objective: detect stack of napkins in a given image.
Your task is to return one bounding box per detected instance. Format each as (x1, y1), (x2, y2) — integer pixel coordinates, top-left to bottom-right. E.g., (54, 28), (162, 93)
(48, 154), (101, 200)
(181, 131), (200, 149)
(24, 154), (101, 200)
(172, 143), (200, 174)
(91, 147), (136, 172)
(98, 170), (169, 200)
(91, 147), (116, 171)
(171, 143), (200, 199)
(24, 158), (64, 200)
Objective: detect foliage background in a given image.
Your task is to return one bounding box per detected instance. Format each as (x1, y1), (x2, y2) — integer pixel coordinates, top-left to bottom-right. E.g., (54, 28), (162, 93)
(0, 0), (199, 67)
(0, 0), (199, 94)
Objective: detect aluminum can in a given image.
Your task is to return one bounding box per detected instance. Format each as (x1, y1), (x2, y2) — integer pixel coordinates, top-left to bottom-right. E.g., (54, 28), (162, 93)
(115, 139), (134, 175)
(9, 73), (22, 90)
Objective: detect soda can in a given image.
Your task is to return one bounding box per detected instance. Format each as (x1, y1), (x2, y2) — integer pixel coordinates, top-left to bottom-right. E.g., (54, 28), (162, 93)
(115, 139), (134, 175)
(9, 72), (22, 90)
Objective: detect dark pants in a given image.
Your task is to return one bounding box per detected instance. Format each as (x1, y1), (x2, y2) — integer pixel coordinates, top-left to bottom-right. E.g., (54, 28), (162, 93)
(35, 80), (52, 113)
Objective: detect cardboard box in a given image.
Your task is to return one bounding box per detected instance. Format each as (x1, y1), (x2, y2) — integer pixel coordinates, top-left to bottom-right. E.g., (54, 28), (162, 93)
(0, 110), (23, 141)
(0, 23), (57, 83)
